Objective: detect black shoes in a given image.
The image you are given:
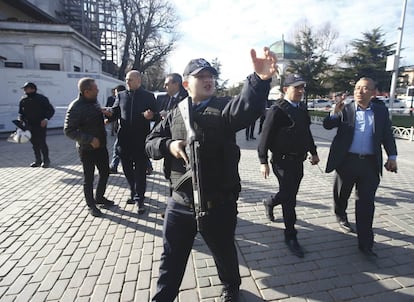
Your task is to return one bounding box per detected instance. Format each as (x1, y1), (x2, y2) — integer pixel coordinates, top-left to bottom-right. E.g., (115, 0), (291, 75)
(30, 160), (50, 168)
(285, 238), (305, 258)
(250, 136), (256, 140)
(359, 246), (378, 259)
(220, 288), (239, 302)
(263, 196), (277, 222)
(41, 160), (50, 168)
(146, 167), (153, 175)
(96, 197), (115, 208)
(109, 167), (118, 174)
(88, 205), (103, 217)
(337, 216), (355, 233)
(137, 202), (146, 214)
(127, 197), (146, 214)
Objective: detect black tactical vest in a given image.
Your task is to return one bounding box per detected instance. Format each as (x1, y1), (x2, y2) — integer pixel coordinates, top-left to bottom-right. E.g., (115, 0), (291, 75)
(169, 97), (242, 199)
(272, 99), (312, 155)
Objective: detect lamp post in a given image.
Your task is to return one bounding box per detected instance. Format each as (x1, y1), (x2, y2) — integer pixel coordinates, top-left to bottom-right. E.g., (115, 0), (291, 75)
(388, 0), (407, 120)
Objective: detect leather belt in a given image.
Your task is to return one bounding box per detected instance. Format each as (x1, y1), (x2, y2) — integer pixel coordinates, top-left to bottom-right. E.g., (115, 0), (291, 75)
(172, 191), (235, 209)
(279, 153), (306, 160)
(348, 153), (375, 159)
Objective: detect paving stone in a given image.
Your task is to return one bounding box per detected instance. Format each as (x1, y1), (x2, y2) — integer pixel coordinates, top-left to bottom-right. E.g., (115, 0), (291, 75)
(78, 276), (98, 296)
(46, 279), (70, 300)
(4, 274), (31, 295)
(0, 126), (413, 301)
(108, 273), (125, 293)
(14, 282), (39, 302)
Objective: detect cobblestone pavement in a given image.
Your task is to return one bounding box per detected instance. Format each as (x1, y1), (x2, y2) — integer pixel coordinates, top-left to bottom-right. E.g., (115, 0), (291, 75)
(0, 123), (413, 302)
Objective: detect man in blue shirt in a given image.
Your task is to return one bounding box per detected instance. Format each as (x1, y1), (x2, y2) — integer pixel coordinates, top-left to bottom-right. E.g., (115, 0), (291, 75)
(323, 77), (397, 258)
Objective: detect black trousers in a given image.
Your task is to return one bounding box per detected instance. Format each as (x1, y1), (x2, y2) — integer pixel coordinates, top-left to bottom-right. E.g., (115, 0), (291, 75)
(271, 157), (304, 240)
(120, 154), (147, 202)
(152, 198), (241, 302)
(245, 121), (256, 139)
(79, 147), (109, 206)
(334, 154), (380, 249)
(29, 125), (49, 163)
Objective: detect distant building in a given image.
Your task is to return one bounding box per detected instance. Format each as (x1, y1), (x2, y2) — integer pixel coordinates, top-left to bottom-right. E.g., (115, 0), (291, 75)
(268, 37), (304, 95)
(0, 0), (122, 132)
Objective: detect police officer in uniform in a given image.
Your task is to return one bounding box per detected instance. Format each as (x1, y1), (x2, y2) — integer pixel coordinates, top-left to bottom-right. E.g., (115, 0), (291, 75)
(146, 48), (277, 302)
(258, 74), (320, 258)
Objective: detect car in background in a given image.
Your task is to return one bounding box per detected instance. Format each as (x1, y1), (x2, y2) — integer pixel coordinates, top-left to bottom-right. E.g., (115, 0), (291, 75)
(307, 99), (333, 110)
(382, 98), (406, 108)
(374, 96), (407, 114)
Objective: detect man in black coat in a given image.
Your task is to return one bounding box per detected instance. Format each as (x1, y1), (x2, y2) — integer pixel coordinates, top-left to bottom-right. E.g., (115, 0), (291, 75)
(258, 74), (320, 258)
(111, 70), (157, 214)
(156, 73), (188, 196)
(146, 48), (277, 302)
(18, 82), (55, 168)
(323, 77), (397, 258)
(157, 73), (188, 120)
(64, 78), (114, 217)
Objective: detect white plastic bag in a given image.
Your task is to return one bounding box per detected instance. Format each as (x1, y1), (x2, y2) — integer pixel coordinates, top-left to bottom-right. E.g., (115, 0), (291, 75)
(7, 128), (32, 144)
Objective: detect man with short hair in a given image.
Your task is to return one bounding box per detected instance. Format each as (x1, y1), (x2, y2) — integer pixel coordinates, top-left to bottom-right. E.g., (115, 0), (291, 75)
(259, 74), (320, 258)
(147, 47), (277, 302)
(64, 77), (114, 217)
(18, 82), (55, 168)
(157, 73), (188, 120)
(111, 70), (157, 214)
(156, 73), (188, 196)
(324, 77), (397, 258)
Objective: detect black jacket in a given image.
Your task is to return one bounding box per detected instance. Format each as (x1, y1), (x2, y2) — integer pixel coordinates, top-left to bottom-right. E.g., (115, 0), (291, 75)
(112, 87), (157, 158)
(157, 89), (188, 113)
(258, 99), (317, 164)
(323, 101), (397, 175)
(64, 95), (107, 151)
(146, 73), (271, 199)
(19, 92), (54, 127)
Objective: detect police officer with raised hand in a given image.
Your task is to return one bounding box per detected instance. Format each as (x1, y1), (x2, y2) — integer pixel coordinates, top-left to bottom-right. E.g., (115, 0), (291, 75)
(146, 47), (277, 302)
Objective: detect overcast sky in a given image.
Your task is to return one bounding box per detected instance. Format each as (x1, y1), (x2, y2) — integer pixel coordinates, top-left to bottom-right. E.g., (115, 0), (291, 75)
(166, 0), (414, 85)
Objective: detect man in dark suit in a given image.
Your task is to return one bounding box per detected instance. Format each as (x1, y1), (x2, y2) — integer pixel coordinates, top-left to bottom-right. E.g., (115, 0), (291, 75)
(109, 70), (157, 214)
(156, 73), (188, 120)
(323, 77), (397, 258)
(156, 73), (188, 196)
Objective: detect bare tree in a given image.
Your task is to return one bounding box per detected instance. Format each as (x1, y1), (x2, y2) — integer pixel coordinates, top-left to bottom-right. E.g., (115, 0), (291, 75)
(117, 0), (180, 80)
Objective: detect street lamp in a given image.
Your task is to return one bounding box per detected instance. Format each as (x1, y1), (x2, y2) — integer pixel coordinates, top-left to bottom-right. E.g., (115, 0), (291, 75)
(387, 0), (407, 120)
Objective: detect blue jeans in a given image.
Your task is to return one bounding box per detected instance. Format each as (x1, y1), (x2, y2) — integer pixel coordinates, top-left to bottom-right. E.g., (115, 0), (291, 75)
(110, 138), (120, 170)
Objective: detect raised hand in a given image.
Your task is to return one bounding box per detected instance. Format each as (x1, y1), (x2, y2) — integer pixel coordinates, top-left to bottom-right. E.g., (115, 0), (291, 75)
(251, 47), (278, 81)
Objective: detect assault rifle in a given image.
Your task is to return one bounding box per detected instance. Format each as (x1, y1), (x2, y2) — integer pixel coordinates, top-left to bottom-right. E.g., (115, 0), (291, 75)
(178, 97), (207, 231)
